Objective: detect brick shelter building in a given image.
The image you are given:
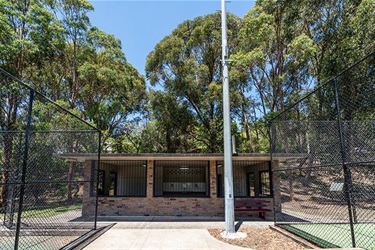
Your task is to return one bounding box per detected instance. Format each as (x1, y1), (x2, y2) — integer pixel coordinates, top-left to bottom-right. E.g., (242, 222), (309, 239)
(64, 154), (283, 218)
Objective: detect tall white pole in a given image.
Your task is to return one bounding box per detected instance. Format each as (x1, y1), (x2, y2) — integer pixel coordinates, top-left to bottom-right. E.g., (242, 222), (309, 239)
(221, 0), (235, 234)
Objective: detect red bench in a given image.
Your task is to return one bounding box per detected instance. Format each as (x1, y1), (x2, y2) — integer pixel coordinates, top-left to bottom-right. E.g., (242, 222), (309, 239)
(234, 199), (271, 220)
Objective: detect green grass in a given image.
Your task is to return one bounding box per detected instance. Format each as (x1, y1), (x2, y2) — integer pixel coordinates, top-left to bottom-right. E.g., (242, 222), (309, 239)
(21, 204), (82, 219)
(284, 223), (375, 250)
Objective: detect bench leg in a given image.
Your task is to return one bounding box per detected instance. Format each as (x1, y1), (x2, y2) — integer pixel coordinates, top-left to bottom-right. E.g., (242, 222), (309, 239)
(259, 212), (266, 220)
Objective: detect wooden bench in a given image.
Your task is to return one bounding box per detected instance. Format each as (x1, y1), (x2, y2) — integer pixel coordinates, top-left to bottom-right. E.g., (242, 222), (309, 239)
(234, 199), (271, 220)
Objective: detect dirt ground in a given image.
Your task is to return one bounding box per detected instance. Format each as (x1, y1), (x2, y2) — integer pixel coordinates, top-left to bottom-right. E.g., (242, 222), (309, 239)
(208, 228), (309, 250)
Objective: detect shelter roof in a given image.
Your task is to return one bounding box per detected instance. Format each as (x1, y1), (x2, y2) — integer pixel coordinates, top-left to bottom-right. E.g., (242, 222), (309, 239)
(57, 153), (307, 163)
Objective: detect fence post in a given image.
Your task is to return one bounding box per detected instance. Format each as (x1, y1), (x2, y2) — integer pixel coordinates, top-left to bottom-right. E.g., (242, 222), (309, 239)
(94, 131), (101, 230)
(3, 133), (23, 229)
(333, 79), (356, 248)
(268, 121), (277, 225)
(14, 89), (34, 250)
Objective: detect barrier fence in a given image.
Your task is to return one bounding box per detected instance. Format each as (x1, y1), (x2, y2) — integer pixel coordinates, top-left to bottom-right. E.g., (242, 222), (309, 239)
(0, 69), (101, 249)
(269, 52), (375, 249)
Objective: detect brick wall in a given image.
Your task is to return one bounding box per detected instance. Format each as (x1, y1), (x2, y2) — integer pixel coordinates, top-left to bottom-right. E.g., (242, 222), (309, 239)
(96, 197), (224, 216)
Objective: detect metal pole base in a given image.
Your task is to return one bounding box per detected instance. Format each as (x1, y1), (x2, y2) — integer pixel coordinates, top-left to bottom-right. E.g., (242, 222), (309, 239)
(220, 231), (247, 239)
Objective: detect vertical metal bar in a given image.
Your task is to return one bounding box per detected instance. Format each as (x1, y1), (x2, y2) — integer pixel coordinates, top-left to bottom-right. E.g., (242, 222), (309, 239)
(268, 122), (274, 199)
(14, 89), (34, 250)
(268, 121), (278, 225)
(268, 161), (274, 195)
(334, 79), (356, 247)
(221, 0), (235, 235)
(94, 131), (101, 230)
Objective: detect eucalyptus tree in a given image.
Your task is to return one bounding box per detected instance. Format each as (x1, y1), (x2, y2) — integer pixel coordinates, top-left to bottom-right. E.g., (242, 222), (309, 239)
(300, 0), (374, 81)
(78, 27), (147, 151)
(146, 12), (242, 153)
(55, 0), (94, 107)
(297, 0), (375, 120)
(228, 0), (317, 156)
(149, 90), (196, 153)
(235, 0), (374, 195)
(233, 0), (316, 118)
(232, 0), (319, 199)
(229, 62), (269, 153)
(111, 117), (149, 153)
(0, 0), (64, 206)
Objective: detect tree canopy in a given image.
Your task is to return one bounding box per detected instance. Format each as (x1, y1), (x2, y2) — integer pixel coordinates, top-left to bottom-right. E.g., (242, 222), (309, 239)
(1, 0), (374, 154)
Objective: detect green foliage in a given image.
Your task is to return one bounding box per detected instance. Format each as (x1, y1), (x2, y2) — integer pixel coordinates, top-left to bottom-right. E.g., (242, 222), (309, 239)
(146, 12), (242, 153)
(1, 0), (373, 155)
(148, 90), (196, 152)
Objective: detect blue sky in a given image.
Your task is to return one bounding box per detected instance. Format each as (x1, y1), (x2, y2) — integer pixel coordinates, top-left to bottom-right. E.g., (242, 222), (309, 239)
(88, 1), (255, 76)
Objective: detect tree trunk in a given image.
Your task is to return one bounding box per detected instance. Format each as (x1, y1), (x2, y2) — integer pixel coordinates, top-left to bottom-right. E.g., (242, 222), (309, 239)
(67, 161), (74, 203)
(287, 169), (295, 201)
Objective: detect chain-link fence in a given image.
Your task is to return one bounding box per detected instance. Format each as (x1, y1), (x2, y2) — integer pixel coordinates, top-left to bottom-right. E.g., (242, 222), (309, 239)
(269, 52), (375, 249)
(1, 69), (101, 249)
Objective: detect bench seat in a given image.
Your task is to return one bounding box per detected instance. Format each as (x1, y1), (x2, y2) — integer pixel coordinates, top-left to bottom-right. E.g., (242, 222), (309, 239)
(234, 199), (271, 220)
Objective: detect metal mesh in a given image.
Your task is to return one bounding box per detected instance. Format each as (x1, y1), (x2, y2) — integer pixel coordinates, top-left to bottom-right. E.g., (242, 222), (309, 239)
(154, 160), (210, 197)
(216, 161), (270, 198)
(270, 52), (375, 249)
(99, 160), (147, 197)
(1, 69), (100, 249)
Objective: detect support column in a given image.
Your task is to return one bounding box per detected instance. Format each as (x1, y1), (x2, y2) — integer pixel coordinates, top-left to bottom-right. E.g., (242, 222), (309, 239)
(272, 160), (281, 223)
(147, 160), (154, 198)
(209, 160), (217, 197)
